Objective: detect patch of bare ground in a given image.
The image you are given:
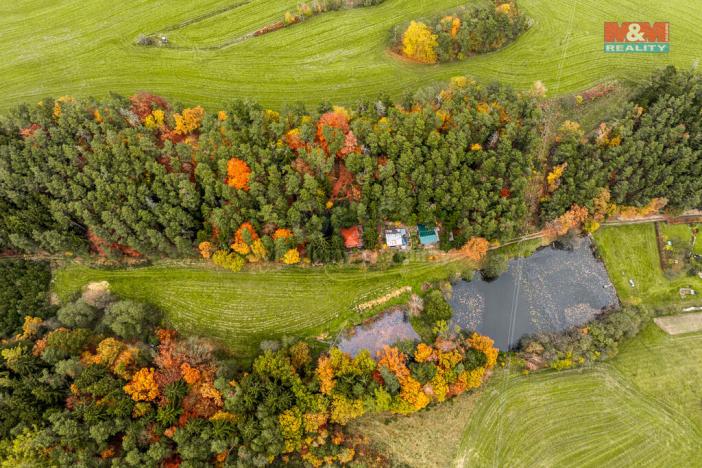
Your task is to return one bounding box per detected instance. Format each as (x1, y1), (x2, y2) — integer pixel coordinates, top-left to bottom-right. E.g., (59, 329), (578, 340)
(654, 312), (702, 335)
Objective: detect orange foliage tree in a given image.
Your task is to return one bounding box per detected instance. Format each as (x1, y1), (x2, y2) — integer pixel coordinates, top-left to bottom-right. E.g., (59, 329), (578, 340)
(544, 204), (589, 240)
(124, 368), (160, 402)
(226, 158), (251, 190)
(460, 237), (490, 263)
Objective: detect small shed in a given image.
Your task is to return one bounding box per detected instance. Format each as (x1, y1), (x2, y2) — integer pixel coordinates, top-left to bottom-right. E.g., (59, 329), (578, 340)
(340, 226), (363, 249)
(418, 224), (439, 246)
(679, 287), (697, 298)
(385, 228), (409, 249)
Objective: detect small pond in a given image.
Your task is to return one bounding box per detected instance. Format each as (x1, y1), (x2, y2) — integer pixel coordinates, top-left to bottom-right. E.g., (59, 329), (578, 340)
(337, 308), (419, 357)
(449, 237), (618, 350)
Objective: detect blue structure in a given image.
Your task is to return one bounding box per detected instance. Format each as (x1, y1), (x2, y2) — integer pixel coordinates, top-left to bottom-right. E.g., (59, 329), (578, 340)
(418, 224), (439, 245)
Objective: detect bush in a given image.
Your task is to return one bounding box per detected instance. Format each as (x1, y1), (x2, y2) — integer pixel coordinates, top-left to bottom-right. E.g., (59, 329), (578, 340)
(57, 299), (98, 328)
(211, 250), (245, 272)
(481, 252), (509, 280)
(423, 290), (452, 323)
(102, 300), (160, 340)
(519, 306), (653, 368)
(392, 251), (407, 264)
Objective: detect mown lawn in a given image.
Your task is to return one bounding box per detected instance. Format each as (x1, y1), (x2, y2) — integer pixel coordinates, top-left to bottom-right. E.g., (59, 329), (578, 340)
(454, 325), (702, 467)
(0, 0), (697, 110)
(593, 224), (702, 308)
(53, 258), (469, 356)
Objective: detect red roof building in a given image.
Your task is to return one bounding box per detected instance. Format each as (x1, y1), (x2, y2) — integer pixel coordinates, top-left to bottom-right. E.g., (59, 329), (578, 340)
(340, 225), (363, 249)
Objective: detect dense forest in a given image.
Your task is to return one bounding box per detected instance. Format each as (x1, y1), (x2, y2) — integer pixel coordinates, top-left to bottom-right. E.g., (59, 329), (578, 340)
(0, 77), (541, 260)
(1, 67), (701, 266)
(0, 259), (53, 338)
(540, 66), (702, 221)
(0, 272), (497, 466)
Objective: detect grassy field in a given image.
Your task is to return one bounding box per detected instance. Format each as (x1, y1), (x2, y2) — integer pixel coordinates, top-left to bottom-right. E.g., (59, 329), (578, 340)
(593, 224), (702, 308)
(0, 0), (698, 110)
(349, 390), (483, 468)
(454, 325), (702, 467)
(53, 258), (469, 355)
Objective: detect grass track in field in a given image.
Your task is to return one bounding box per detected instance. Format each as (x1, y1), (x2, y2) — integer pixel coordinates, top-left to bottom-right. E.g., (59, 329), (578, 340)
(455, 326), (702, 467)
(53, 259), (468, 355)
(0, 0), (699, 110)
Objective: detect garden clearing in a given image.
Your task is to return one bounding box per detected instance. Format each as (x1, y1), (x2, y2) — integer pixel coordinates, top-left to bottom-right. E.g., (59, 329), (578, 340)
(593, 223), (702, 308)
(1, 0), (698, 110)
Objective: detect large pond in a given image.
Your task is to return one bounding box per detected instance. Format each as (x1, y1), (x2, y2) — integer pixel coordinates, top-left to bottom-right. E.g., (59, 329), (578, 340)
(449, 237), (618, 350)
(337, 237), (618, 356)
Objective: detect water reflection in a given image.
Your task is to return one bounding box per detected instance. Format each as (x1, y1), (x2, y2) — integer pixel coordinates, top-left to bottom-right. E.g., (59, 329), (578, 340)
(337, 308), (419, 357)
(450, 237), (618, 350)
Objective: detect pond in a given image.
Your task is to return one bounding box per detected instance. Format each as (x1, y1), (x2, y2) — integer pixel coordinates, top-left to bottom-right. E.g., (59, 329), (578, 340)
(337, 308), (419, 357)
(449, 237), (618, 350)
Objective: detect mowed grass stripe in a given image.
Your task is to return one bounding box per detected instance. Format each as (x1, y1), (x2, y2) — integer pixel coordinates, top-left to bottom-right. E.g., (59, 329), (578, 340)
(0, 0), (698, 110)
(53, 259), (466, 355)
(456, 365), (701, 467)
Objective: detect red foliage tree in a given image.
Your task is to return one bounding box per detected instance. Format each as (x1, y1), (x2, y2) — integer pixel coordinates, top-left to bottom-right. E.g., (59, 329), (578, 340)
(130, 93), (170, 121)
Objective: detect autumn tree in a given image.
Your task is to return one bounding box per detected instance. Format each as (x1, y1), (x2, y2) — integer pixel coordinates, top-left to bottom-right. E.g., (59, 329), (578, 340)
(402, 21), (438, 64)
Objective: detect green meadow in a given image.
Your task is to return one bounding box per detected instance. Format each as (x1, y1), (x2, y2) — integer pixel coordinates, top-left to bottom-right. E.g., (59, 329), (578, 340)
(0, 0), (698, 110)
(593, 224), (702, 308)
(455, 326), (702, 467)
(53, 258), (469, 356)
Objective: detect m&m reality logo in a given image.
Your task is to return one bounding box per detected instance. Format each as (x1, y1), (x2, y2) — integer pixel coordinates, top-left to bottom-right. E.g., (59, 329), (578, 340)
(604, 22), (670, 53)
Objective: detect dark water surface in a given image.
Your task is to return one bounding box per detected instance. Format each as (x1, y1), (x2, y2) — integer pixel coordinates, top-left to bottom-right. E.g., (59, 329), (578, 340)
(449, 238), (618, 350)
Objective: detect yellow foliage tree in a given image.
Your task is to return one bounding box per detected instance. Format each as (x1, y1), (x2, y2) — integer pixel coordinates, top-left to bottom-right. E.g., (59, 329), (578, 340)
(330, 396), (365, 424)
(282, 248), (300, 265)
(546, 162), (567, 193)
(173, 106), (205, 135)
(17, 316), (42, 340)
(402, 21), (438, 64)
(467, 333), (499, 369)
(414, 343), (434, 363)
